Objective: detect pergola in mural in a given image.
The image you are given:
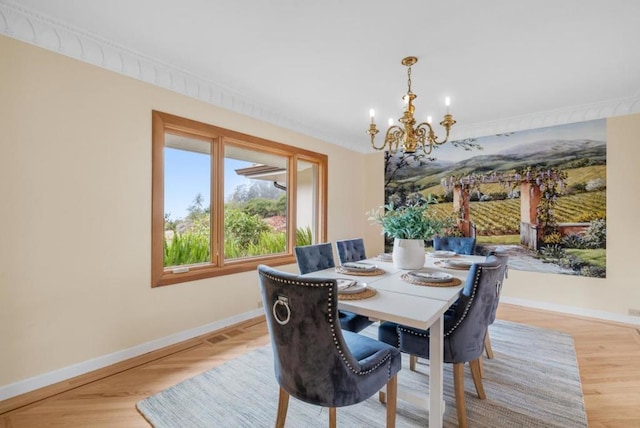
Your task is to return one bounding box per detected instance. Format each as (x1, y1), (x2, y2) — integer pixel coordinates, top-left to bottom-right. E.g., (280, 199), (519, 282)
(441, 168), (567, 250)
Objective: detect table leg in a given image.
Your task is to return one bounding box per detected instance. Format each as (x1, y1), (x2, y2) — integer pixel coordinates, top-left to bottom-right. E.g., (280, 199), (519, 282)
(429, 315), (444, 428)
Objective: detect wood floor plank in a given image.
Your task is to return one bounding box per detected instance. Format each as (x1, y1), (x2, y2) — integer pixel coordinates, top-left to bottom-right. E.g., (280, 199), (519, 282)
(1, 304), (638, 427)
(496, 304), (640, 428)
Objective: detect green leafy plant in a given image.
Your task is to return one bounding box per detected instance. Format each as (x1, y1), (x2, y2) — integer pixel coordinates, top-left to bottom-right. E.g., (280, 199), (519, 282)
(538, 244), (565, 260)
(542, 232), (563, 245)
(224, 208), (271, 248)
(164, 213), (211, 266)
(561, 233), (589, 249)
(583, 218), (606, 249)
(579, 265), (606, 278)
(368, 194), (445, 240)
(295, 226), (313, 246)
(164, 193), (314, 266)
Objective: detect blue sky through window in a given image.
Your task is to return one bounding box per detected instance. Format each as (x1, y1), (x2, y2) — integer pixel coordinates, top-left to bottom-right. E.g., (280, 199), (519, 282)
(164, 148), (252, 220)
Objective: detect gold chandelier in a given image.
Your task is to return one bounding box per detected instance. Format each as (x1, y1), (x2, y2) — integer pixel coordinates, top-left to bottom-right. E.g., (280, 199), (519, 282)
(367, 56), (457, 154)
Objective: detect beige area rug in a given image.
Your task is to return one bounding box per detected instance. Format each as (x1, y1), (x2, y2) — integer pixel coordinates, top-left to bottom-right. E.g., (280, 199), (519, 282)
(137, 320), (587, 427)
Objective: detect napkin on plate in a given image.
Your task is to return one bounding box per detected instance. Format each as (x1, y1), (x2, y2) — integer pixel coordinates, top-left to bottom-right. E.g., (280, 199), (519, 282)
(408, 271), (453, 282)
(342, 262), (377, 271)
(337, 279), (358, 290)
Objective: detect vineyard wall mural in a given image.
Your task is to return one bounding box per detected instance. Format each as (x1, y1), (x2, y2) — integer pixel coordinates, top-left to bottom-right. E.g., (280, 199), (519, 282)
(384, 118), (607, 278)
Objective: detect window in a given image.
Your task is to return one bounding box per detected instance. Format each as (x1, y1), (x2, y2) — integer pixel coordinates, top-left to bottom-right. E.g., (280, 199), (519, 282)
(152, 111), (327, 287)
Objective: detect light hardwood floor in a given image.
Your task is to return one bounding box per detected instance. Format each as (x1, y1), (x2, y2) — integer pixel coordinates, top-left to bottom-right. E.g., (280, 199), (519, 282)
(1, 303), (639, 427)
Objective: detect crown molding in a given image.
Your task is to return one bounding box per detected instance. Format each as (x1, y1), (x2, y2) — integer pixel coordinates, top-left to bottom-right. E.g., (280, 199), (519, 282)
(0, 1), (346, 146)
(450, 95), (640, 141)
(2, 0), (639, 153)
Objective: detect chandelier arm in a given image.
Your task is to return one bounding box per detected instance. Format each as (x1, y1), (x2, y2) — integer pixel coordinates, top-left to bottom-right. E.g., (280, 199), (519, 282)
(368, 124), (384, 150)
(384, 126), (405, 153)
(369, 124), (406, 152)
(413, 123), (434, 155)
(416, 122), (451, 145)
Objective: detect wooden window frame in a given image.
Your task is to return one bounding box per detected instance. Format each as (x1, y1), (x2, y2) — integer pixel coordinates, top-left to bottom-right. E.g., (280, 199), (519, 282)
(151, 111), (327, 287)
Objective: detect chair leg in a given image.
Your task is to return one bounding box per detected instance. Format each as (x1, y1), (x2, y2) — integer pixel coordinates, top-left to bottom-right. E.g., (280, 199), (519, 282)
(469, 358), (487, 399)
(329, 407), (336, 428)
(379, 390), (386, 403)
(478, 355), (484, 378)
(275, 387), (290, 428)
(453, 363), (468, 428)
(410, 355), (417, 371)
(484, 331), (494, 359)
(386, 375), (398, 428)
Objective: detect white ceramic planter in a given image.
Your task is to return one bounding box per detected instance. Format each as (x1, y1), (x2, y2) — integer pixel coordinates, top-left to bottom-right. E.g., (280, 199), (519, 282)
(392, 238), (426, 269)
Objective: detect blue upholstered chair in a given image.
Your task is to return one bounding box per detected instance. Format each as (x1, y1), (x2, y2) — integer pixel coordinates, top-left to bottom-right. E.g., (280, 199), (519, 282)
(294, 243), (336, 276)
(433, 236), (477, 255)
(336, 238), (367, 264)
(295, 243), (373, 333)
(378, 256), (503, 428)
(484, 251), (509, 359)
(258, 265), (401, 428)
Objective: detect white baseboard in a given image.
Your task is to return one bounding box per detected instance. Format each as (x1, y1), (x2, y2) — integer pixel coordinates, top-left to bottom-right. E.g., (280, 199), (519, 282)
(501, 296), (640, 326)
(0, 308), (265, 401)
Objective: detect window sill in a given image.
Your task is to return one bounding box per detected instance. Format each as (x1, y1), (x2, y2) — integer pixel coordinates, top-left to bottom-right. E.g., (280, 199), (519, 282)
(152, 254), (297, 287)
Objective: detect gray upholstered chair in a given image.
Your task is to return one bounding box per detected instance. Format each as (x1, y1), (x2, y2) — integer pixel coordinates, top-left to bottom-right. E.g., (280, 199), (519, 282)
(484, 250), (509, 359)
(336, 238), (367, 264)
(258, 265), (402, 428)
(294, 243), (373, 333)
(433, 236), (477, 255)
(378, 256), (503, 428)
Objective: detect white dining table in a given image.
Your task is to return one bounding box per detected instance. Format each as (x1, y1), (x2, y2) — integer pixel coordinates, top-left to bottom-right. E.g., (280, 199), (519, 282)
(302, 254), (485, 428)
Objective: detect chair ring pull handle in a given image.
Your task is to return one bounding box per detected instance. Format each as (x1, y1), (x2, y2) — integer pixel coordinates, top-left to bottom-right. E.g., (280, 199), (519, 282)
(273, 299), (291, 325)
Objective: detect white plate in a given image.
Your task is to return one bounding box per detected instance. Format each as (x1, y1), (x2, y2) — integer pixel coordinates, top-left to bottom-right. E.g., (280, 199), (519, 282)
(336, 279), (366, 294)
(376, 253), (393, 262)
(342, 262), (377, 272)
(428, 250), (457, 258)
(408, 271), (453, 283)
(444, 260), (474, 269)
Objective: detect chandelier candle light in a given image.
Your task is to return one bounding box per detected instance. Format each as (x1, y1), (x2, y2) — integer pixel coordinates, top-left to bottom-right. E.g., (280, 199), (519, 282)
(367, 56), (457, 154)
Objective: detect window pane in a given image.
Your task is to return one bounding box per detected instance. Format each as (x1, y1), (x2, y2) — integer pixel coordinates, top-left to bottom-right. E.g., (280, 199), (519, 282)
(297, 160), (318, 245)
(224, 145), (288, 260)
(163, 133), (211, 267)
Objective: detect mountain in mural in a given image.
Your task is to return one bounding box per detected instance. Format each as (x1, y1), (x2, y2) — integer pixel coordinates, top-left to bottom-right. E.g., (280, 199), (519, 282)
(497, 138), (605, 164)
(384, 139), (607, 183)
(386, 157), (454, 182)
(430, 139), (605, 179)
(387, 138), (606, 189)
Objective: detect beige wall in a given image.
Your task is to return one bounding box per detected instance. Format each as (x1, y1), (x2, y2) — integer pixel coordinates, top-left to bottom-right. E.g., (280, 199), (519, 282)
(0, 36), (382, 387)
(1, 34), (638, 393)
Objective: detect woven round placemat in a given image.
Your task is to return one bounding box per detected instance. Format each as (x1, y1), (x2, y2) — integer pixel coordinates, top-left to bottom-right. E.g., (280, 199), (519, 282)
(335, 267), (385, 276)
(434, 261), (472, 271)
(338, 287), (377, 300)
(400, 273), (463, 287)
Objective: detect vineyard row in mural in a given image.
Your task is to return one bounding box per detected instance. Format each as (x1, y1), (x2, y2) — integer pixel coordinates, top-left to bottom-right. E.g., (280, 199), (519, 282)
(384, 118), (607, 278)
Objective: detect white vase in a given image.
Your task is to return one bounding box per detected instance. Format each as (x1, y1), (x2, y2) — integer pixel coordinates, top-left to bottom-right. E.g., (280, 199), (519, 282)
(392, 238), (426, 270)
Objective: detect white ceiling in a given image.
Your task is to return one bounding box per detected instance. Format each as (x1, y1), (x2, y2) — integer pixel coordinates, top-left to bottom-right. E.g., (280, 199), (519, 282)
(3, 0), (640, 152)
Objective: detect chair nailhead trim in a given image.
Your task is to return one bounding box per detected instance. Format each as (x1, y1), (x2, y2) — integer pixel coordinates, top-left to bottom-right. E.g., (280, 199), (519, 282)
(397, 267), (482, 339)
(261, 271), (392, 377)
(397, 263), (502, 340)
(442, 267), (481, 336)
